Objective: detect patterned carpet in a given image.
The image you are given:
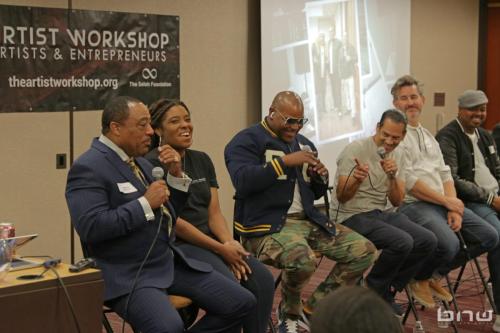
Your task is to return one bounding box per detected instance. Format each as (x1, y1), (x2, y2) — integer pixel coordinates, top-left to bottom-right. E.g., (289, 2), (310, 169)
(104, 254), (496, 333)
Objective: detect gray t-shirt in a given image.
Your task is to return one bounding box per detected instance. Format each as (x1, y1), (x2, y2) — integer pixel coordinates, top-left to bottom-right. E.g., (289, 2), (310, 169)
(330, 137), (408, 223)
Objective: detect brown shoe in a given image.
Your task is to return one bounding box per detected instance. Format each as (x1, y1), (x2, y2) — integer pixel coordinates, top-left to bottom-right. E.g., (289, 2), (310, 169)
(429, 278), (453, 302)
(408, 280), (436, 308)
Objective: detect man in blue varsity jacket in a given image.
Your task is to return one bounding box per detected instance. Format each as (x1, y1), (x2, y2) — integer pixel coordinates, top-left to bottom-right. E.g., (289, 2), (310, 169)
(224, 91), (376, 333)
(66, 96), (255, 333)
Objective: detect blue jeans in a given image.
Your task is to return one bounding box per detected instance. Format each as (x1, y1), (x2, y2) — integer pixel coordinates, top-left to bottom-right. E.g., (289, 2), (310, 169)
(399, 202), (498, 279)
(465, 202), (500, 312)
(343, 210), (437, 301)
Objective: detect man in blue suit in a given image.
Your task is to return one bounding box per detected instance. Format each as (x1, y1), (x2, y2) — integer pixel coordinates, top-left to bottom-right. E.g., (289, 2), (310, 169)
(65, 96), (255, 333)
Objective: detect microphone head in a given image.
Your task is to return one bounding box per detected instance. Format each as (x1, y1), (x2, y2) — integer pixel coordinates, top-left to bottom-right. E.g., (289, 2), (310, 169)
(376, 147), (386, 159)
(301, 144), (312, 152)
(152, 167), (165, 181)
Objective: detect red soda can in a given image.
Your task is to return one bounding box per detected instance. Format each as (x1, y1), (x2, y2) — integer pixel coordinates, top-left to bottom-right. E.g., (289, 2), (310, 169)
(0, 223), (15, 239)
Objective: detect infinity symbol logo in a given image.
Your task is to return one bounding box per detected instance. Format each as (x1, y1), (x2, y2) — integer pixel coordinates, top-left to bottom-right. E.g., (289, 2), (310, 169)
(142, 68), (158, 80)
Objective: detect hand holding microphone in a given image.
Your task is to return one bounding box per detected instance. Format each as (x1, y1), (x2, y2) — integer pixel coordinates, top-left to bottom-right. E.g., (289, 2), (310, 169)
(144, 167), (170, 209)
(377, 147), (397, 178)
(302, 145), (328, 183)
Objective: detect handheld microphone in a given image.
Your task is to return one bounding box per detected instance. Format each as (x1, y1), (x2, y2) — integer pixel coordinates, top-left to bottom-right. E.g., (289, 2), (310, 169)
(376, 147), (386, 159)
(376, 147), (396, 177)
(152, 167), (165, 181)
(302, 145), (328, 183)
(152, 167), (167, 215)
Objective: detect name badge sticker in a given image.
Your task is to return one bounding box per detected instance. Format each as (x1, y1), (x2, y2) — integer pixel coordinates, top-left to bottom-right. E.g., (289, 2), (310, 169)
(117, 182), (138, 194)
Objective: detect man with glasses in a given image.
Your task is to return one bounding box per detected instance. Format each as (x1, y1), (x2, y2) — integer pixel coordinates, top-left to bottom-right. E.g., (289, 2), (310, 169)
(225, 91), (376, 333)
(436, 90), (500, 331)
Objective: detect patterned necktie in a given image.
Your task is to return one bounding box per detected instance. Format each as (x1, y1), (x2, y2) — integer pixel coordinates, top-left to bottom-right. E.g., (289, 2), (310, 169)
(127, 158), (172, 235)
(127, 158), (148, 188)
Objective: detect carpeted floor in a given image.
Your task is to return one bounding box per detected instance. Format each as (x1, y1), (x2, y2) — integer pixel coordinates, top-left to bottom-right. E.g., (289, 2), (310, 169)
(105, 254), (496, 333)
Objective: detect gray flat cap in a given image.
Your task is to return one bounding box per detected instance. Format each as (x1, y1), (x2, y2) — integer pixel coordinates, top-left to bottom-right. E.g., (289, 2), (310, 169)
(458, 90), (488, 108)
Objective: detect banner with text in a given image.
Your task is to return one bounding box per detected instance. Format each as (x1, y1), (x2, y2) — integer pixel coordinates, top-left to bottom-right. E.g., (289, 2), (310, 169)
(0, 5), (179, 112)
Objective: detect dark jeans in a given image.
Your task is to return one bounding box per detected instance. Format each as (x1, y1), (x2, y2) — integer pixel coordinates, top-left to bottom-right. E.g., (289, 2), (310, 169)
(399, 202), (498, 278)
(107, 262), (256, 333)
(179, 243), (274, 333)
(343, 210), (437, 301)
(465, 202), (500, 312)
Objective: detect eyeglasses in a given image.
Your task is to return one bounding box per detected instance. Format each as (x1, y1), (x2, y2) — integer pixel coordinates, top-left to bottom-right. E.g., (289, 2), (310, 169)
(272, 108), (308, 127)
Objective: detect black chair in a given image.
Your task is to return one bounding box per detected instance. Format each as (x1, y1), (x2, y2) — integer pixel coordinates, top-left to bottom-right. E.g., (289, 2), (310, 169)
(402, 230), (494, 333)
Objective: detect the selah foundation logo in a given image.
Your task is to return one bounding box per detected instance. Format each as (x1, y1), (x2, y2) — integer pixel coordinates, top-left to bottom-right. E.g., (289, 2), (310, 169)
(129, 67), (171, 88)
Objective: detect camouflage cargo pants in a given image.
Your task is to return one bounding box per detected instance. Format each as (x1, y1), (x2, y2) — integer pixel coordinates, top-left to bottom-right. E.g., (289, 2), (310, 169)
(242, 218), (376, 316)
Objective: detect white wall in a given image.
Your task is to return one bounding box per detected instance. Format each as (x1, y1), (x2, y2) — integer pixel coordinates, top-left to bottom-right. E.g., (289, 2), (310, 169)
(411, 0), (479, 133)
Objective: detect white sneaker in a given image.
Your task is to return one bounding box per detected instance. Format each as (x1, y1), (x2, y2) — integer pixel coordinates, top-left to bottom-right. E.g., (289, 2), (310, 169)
(298, 310), (310, 331)
(277, 316), (300, 333)
(493, 314), (500, 333)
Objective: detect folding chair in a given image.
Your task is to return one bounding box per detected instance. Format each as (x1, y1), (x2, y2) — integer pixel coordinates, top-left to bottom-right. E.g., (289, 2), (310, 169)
(402, 230), (495, 333)
(452, 231), (497, 312)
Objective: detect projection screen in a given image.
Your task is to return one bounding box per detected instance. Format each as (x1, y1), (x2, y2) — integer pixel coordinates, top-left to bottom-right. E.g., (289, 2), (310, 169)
(261, 0), (411, 174)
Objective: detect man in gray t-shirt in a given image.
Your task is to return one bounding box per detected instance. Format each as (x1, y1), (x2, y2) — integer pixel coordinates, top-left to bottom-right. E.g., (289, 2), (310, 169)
(330, 109), (437, 314)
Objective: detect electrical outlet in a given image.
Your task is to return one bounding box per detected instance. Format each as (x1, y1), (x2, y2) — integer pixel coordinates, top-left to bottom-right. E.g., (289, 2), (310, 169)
(56, 153), (67, 169)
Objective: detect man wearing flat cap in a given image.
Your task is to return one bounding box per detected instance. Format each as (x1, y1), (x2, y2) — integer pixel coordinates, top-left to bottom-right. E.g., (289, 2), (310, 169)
(436, 89), (500, 331)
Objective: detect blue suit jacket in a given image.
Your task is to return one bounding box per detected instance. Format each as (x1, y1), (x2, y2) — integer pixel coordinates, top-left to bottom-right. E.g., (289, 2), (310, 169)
(65, 138), (211, 301)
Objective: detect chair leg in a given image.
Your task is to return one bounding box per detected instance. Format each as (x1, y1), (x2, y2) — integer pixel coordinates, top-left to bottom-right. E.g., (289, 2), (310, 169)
(403, 286), (425, 330)
(102, 312), (114, 333)
(452, 263), (466, 295)
(444, 274), (460, 313)
(178, 304), (199, 329)
(472, 256), (498, 314)
(269, 270), (285, 332)
(457, 231), (497, 314)
(441, 299), (459, 333)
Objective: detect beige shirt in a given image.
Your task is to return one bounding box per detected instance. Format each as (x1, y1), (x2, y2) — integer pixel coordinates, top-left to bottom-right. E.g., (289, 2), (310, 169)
(330, 137), (408, 223)
(400, 124), (453, 203)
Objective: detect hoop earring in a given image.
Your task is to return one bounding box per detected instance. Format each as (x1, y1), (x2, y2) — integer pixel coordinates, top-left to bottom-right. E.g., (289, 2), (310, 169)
(158, 135), (162, 146)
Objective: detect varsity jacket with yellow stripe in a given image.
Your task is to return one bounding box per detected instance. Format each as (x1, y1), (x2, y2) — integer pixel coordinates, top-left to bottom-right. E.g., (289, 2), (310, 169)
(224, 119), (335, 238)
